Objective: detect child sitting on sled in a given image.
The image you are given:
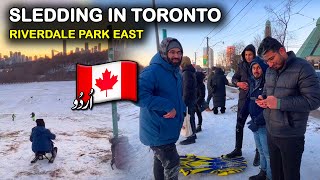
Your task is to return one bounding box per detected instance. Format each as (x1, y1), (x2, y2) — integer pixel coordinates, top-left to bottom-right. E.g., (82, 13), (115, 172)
(30, 119), (57, 163)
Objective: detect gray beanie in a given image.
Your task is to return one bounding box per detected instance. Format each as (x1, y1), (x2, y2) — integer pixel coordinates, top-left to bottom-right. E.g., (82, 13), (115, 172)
(167, 41), (182, 52)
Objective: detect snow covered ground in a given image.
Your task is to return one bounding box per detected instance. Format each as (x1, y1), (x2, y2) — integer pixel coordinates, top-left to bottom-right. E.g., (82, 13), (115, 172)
(0, 81), (319, 180)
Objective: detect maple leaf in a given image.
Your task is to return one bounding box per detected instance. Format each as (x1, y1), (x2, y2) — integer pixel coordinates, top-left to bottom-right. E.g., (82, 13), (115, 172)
(95, 68), (118, 97)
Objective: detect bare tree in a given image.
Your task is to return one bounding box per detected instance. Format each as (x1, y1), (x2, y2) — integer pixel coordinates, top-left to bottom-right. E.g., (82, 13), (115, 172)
(233, 41), (246, 55)
(252, 34), (263, 50)
(216, 50), (226, 67)
(265, 0), (295, 45)
(229, 41), (246, 71)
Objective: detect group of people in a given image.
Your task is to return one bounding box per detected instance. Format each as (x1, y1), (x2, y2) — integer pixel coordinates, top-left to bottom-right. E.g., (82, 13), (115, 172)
(137, 37), (320, 180)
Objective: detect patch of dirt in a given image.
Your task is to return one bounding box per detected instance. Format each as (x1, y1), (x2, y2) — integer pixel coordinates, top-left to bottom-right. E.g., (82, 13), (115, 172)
(15, 168), (65, 178)
(89, 169), (102, 176)
(79, 149), (112, 163)
(100, 153), (112, 163)
(6, 141), (23, 153)
(15, 171), (34, 177)
(60, 116), (83, 122)
(0, 130), (22, 138)
(49, 168), (64, 178)
(79, 128), (113, 139)
(58, 132), (73, 136)
(7, 144), (19, 153)
(73, 169), (85, 175)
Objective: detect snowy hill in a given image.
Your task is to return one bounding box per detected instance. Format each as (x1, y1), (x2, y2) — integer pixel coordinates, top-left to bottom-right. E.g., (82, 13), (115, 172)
(0, 81), (319, 179)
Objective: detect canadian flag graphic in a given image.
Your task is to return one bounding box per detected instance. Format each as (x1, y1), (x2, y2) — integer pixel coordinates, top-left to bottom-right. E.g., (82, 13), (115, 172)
(76, 61), (137, 104)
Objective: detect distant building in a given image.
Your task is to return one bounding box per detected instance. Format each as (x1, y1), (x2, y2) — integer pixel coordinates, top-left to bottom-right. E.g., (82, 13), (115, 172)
(85, 42), (89, 52)
(98, 43), (101, 52)
(296, 17), (320, 68)
(226, 46), (236, 67)
(63, 40), (67, 56)
(265, 20), (272, 38)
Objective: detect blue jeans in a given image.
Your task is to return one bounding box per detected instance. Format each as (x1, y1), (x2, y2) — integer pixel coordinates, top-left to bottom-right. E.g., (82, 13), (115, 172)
(150, 143), (180, 180)
(253, 127), (272, 180)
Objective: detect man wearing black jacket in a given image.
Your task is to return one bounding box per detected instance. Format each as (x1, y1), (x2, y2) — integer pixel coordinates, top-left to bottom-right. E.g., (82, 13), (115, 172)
(224, 44), (260, 167)
(257, 37), (320, 180)
(180, 56), (197, 145)
(195, 65), (206, 132)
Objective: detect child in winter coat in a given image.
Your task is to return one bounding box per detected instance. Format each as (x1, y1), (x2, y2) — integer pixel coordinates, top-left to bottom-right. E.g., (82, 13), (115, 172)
(30, 119), (56, 160)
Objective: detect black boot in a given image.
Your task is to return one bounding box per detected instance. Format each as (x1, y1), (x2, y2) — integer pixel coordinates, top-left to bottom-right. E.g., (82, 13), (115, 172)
(249, 170), (266, 180)
(179, 134), (196, 145)
(220, 107), (226, 114)
(253, 149), (260, 166)
(213, 107), (218, 114)
(196, 125), (202, 133)
(224, 148), (242, 158)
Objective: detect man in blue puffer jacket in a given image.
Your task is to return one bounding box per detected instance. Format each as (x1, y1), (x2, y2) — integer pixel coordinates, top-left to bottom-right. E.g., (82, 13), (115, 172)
(241, 57), (272, 180)
(137, 37), (185, 180)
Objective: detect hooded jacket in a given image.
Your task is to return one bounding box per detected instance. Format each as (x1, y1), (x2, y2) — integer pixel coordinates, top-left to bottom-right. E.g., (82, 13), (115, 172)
(243, 57), (268, 132)
(182, 64), (197, 106)
(30, 126), (55, 153)
(263, 51), (320, 137)
(232, 44), (256, 101)
(137, 39), (185, 146)
(210, 68), (228, 107)
(159, 37), (183, 65)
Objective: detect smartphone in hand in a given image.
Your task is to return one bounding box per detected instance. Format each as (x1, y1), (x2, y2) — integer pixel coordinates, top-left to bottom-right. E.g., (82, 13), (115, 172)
(250, 97), (257, 100)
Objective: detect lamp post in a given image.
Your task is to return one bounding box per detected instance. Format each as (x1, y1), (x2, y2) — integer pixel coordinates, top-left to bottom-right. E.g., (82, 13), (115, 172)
(152, 0), (160, 51)
(208, 41), (224, 69)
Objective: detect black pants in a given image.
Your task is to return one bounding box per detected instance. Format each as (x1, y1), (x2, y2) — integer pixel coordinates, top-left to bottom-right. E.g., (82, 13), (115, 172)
(195, 104), (202, 126)
(206, 93), (213, 107)
(151, 143), (180, 180)
(267, 132), (305, 180)
(187, 105), (196, 135)
(235, 99), (249, 149)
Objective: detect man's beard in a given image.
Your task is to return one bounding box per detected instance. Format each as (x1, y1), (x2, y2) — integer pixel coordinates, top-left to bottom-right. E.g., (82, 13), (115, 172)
(253, 73), (261, 78)
(168, 58), (182, 67)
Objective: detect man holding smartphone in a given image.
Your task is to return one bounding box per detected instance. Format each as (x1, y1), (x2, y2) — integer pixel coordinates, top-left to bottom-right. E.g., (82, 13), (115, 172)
(257, 37), (320, 180)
